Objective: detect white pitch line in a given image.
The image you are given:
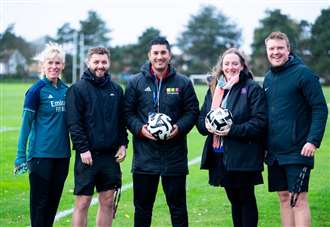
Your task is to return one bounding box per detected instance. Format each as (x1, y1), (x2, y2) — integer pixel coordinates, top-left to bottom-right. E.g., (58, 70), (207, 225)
(0, 127), (19, 133)
(54, 156), (201, 222)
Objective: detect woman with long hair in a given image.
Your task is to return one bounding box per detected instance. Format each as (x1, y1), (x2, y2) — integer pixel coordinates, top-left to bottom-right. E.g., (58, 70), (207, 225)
(197, 48), (267, 227)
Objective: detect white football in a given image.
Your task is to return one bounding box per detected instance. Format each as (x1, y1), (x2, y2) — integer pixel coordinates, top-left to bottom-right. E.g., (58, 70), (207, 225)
(147, 113), (173, 140)
(206, 107), (233, 132)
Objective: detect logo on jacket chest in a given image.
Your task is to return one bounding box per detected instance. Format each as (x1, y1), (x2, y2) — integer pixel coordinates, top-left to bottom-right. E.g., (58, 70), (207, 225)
(50, 100), (65, 112)
(166, 87), (180, 95)
(241, 87), (247, 95)
(144, 86), (152, 92)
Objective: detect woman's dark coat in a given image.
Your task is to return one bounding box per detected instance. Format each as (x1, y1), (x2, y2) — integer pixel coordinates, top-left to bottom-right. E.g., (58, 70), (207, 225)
(196, 72), (267, 185)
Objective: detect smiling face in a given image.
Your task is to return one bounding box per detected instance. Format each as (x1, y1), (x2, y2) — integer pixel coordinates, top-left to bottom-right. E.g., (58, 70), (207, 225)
(87, 53), (110, 77)
(222, 53), (243, 81)
(42, 54), (64, 82)
(148, 44), (171, 75)
(266, 38), (290, 67)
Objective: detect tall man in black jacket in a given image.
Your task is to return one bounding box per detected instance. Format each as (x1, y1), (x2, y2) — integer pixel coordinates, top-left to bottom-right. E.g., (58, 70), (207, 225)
(263, 31), (328, 227)
(66, 47), (128, 227)
(124, 37), (199, 227)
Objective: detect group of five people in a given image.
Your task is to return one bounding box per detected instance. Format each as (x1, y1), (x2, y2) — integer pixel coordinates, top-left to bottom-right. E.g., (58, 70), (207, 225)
(15, 31), (328, 227)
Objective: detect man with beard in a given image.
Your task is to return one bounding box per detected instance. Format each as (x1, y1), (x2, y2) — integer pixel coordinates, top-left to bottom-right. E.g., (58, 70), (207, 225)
(124, 37), (199, 227)
(263, 31), (328, 227)
(66, 47), (128, 227)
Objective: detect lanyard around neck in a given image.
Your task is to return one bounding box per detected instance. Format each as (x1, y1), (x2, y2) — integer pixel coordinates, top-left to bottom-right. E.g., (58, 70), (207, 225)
(152, 75), (162, 113)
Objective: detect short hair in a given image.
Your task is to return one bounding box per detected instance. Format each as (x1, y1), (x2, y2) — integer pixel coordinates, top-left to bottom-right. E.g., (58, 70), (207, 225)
(34, 42), (65, 63)
(86, 47), (110, 62)
(265, 31), (291, 50)
(149, 36), (171, 53)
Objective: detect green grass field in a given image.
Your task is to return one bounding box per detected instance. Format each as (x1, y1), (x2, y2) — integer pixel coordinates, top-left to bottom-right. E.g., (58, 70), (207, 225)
(0, 83), (329, 227)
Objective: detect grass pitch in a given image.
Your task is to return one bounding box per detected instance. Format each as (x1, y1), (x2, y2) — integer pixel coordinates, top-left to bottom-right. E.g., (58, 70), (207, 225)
(0, 82), (329, 227)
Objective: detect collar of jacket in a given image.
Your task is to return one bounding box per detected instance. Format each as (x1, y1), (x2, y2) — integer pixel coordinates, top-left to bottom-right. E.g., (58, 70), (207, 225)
(226, 71), (252, 91)
(43, 77), (67, 88)
(82, 69), (111, 87)
(140, 62), (176, 81)
(150, 65), (171, 81)
(239, 70), (253, 82)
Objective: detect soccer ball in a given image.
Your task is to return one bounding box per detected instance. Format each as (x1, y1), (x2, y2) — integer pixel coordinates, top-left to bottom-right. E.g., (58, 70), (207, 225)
(206, 107), (233, 132)
(147, 113), (173, 140)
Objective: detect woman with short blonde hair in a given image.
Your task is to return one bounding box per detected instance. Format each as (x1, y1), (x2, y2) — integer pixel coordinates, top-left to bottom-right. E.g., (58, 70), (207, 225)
(15, 43), (71, 227)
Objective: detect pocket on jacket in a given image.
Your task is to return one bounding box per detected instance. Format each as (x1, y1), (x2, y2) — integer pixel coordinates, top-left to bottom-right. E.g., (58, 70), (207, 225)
(273, 121), (294, 152)
(164, 94), (181, 111)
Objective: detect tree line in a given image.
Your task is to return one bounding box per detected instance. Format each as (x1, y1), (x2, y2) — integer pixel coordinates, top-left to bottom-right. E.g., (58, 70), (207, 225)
(0, 5), (329, 84)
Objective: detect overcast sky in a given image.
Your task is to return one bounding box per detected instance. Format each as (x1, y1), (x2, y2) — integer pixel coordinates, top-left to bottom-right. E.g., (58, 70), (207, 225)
(1, 0), (329, 54)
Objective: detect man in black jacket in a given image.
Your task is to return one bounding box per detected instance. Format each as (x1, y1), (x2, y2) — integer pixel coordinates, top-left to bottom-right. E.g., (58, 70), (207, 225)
(66, 47), (128, 227)
(124, 37), (199, 227)
(263, 31), (328, 227)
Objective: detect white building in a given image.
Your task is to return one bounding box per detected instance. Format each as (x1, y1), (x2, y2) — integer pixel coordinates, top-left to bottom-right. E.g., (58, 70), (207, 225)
(0, 50), (28, 75)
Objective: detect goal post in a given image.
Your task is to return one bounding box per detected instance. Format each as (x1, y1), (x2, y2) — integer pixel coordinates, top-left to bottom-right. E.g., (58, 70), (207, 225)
(190, 74), (265, 86)
(190, 74), (210, 86)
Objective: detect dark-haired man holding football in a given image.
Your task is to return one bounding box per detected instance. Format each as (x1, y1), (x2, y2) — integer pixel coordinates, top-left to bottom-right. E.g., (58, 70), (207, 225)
(124, 36), (199, 227)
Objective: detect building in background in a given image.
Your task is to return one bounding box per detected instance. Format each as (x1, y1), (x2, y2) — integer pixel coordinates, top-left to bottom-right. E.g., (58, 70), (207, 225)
(0, 50), (28, 75)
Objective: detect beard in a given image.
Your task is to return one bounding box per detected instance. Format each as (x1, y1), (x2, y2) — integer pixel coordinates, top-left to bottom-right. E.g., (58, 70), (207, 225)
(91, 68), (108, 77)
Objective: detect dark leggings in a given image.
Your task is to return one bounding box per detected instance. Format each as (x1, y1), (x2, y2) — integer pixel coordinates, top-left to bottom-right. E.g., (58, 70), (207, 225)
(224, 186), (258, 227)
(29, 158), (69, 227)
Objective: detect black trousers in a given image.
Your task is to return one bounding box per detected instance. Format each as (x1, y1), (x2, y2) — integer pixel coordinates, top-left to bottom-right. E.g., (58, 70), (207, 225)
(28, 158), (70, 227)
(133, 173), (188, 227)
(224, 186), (258, 227)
